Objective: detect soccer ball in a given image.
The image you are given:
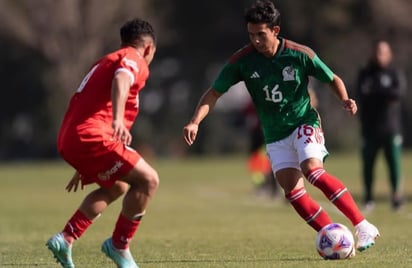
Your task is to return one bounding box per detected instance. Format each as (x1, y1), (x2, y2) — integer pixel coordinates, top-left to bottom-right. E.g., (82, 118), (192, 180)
(316, 223), (355, 260)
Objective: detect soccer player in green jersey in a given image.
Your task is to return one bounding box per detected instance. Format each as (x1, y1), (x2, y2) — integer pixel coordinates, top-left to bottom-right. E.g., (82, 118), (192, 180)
(183, 0), (380, 252)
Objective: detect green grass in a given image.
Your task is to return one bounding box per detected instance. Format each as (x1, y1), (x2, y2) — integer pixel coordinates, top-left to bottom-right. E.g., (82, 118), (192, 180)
(0, 152), (412, 267)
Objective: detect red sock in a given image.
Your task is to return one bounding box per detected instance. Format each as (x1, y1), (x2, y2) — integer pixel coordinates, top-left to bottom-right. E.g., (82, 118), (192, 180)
(286, 188), (332, 231)
(306, 168), (364, 226)
(62, 210), (93, 243)
(112, 214), (143, 249)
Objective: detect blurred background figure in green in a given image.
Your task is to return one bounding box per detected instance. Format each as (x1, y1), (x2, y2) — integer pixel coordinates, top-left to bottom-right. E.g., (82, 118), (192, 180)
(356, 40), (407, 212)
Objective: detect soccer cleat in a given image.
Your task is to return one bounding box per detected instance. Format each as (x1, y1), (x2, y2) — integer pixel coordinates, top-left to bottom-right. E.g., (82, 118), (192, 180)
(46, 233), (75, 268)
(355, 220), (380, 252)
(101, 238), (138, 268)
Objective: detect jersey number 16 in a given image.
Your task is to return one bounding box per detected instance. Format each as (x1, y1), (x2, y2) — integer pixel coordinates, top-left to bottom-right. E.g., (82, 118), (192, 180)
(262, 84), (283, 103)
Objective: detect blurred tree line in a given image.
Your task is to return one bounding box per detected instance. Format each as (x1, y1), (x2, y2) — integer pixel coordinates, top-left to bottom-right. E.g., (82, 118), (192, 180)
(0, 0), (411, 160)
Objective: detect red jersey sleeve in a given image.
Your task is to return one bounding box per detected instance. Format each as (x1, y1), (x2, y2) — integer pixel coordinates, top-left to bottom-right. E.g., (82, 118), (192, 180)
(114, 47), (150, 88)
(115, 48), (149, 128)
(115, 50), (141, 86)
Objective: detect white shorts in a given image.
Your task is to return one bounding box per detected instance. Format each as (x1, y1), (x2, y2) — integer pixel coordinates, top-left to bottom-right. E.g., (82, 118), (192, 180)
(266, 125), (329, 173)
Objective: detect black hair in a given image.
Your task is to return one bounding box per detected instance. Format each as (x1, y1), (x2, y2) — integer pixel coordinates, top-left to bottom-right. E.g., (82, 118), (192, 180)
(244, 0), (280, 28)
(120, 18), (156, 46)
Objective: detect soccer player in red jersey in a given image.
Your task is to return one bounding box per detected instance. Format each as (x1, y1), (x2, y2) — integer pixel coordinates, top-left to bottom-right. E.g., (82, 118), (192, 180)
(183, 0), (380, 254)
(46, 18), (158, 268)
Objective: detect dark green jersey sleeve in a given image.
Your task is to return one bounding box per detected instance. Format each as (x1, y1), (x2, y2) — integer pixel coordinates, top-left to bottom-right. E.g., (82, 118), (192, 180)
(307, 54), (334, 83)
(212, 61), (242, 93)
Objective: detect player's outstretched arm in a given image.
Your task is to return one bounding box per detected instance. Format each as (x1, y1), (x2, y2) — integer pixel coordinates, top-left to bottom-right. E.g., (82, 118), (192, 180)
(183, 88), (222, 145)
(328, 74), (357, 115)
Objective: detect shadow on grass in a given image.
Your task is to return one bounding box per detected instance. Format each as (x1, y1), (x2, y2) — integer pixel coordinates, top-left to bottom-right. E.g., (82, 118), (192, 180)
(2, 264), (50, 267)
(141, 256), (318, 264)
(1, 257), (321, 267)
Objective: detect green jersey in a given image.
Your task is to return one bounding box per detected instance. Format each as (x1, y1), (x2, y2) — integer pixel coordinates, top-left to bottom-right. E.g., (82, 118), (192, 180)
(212, 37), (334, 143)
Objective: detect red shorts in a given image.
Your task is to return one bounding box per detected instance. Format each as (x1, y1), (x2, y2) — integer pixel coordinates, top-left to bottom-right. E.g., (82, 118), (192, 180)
(58, 125), (141, 188)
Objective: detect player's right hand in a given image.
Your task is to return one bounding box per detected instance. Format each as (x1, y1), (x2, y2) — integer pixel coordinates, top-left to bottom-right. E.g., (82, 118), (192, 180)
(183, 122), (199, 146)
(112, 120), (132, 145)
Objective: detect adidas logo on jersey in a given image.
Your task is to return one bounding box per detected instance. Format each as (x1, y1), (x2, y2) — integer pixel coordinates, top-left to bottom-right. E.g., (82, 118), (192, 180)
(250, 71), (260, 78)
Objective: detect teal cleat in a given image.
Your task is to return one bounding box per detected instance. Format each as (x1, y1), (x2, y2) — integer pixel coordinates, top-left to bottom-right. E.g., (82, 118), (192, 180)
(46, 233), (75, 268)
(101, 238), (138, 268)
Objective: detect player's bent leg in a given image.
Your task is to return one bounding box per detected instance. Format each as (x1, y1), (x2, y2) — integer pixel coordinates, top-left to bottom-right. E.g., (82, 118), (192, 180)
(301, 159), (381, 252)
(79, 181), (130, 219)
(46, 233), (75, 268)
(120, 158), (160, 217)
(302, 159), (365, 226)
(46, 181), (130, 267)
(277, 168), (332, 231)
(103, 158), (159, 267)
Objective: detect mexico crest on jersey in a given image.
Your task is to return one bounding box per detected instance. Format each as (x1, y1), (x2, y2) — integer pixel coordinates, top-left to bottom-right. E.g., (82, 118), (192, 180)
(282, 66), (295, 81)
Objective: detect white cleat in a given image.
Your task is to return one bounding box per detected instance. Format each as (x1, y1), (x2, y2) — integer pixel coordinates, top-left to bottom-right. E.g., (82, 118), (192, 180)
(355, 220), (380, 252)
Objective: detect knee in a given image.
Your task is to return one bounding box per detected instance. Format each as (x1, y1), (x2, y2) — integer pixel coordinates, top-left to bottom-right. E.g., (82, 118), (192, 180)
(129, 169), (160, 195)
(300, 158), (323, 177)
(146, 170), (160, 193)
(283, 181), (305, 196)
(276, 169), (305, 194)
(124, 163), (160, 195)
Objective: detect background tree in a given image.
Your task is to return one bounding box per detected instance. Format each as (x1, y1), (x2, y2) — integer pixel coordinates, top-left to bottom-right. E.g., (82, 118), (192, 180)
(0, 0), (411, 159)
(0, 0), (167, 158)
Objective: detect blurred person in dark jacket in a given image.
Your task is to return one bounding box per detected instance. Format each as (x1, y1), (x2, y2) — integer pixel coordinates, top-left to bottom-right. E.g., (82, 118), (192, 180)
(356, 40), (407, 211)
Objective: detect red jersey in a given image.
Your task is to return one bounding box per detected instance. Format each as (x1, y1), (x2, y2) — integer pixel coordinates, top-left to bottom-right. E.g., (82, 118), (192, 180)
(61, 46), (149, 131)
(56, 47), (149, 188)
(58, 47), (149, 149)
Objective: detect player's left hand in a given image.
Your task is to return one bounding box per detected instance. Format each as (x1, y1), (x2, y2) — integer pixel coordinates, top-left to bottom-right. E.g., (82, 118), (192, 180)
(66, 171), (84, 192)
(342, 99), (357, 115)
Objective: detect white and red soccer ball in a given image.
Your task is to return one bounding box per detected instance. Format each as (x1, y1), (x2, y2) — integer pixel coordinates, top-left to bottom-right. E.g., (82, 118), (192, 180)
(316, 223), (355, 260)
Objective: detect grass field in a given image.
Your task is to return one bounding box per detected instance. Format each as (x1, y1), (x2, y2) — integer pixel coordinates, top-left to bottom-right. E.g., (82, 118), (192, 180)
(1, 152), (412, 267)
